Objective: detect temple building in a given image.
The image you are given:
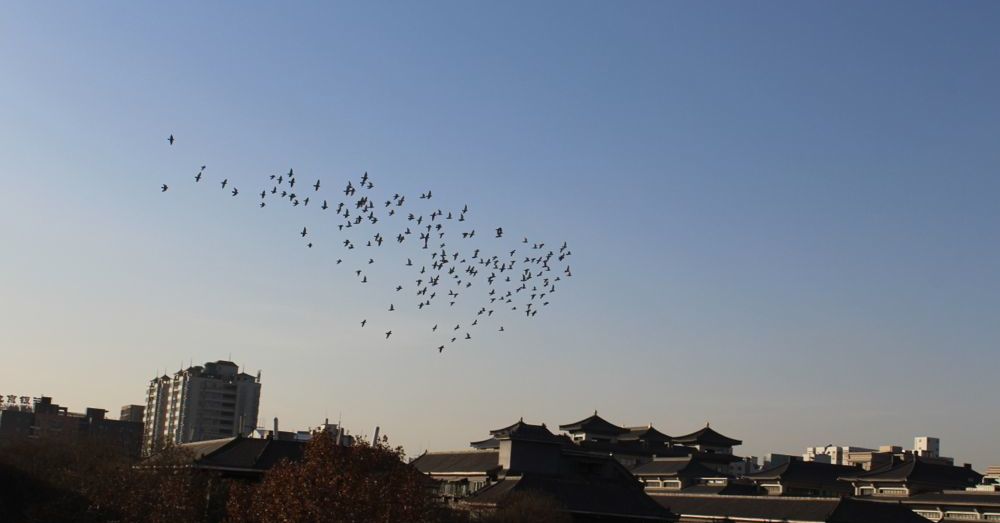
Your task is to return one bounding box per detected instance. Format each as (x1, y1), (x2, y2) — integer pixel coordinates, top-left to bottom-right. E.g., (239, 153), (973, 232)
(744, 460), (860, 497)
(840, 457), (982, 497)
(413, 418), (674, 522)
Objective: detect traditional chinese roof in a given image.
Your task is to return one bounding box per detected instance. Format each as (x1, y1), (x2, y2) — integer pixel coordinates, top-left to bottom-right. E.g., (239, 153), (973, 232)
(632, 457), (731, 479)
(839, 458), (982, 490)
(463, 474), (672, 521)
(411, 450), (501, 475)
(651, 494), (929, 523)
(619, 425), (673, 444)
(558, 411), (629, 436)
(671, 424), (741, 447)
(178, 436), (306, 473)
(746, 460), (859, 492)
(488, 419), (565, 445)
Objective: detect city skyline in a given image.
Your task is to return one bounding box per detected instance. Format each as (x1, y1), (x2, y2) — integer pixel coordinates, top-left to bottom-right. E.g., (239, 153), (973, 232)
(2, 1), (999, 470)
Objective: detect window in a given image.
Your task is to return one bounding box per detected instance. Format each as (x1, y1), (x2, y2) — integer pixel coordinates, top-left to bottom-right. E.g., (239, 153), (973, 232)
(944, 512), (979, 520)
(644, 480), (660, 488)
(878, 487), (908, 496)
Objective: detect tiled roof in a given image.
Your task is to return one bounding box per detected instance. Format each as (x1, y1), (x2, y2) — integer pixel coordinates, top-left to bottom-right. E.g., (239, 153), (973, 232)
(747, 460), (859, 491)
(840, 458), (982, 489)
(671, 425), (742, 447)
(465, 475), (672, 520)
(619, 425), (673, 443)
(652, 494), (928, 522)
(558, 412), (629, 436)
(411, 450), (500, 475)
(180, 436), (305, 472)
(633, 457), (730, 479)
(488, 419), (565, 444)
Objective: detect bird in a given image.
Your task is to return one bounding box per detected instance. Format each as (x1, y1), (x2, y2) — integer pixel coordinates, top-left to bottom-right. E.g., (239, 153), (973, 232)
(167, 134), (174, 145)
(361, 319), (367, 327)
(438, 346), (444, 353)
(194, 172), (202, 182)
(301, 227), (308, 237)
(231, 188), (238, 196)
(385, 331), (392, 339)
(388, 304), (395, 311)
(432, 324), (438, 331)
(260, 190), (266, 199)
(314, 180), (321, 191)
(499, 326), (505, 332)
(322, 200), (328, 210)
(221, 179), (228, 188)
(160, 184), (168, 192)
(259, 202), (266, 208)
(307, 243), (312, 248)
(496, 227), (503, 238)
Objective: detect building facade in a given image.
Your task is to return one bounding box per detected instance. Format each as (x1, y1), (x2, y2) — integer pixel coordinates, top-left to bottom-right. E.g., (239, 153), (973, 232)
(142, 360), (261, 455)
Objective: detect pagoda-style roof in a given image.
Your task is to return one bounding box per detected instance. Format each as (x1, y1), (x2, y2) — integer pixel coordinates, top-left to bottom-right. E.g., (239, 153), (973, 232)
(672, 424), (742, 448)
(619, 424), (672, 444)
(487, 419), (564, 444)
(839, 458), (982, 489)
(558, 411), (629, 436)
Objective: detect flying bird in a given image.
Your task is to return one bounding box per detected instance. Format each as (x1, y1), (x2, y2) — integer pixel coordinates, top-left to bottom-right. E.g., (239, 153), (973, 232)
(167, 134), (174, 145)
(301, 227), (308, 237)
(221, 179), (228, 189)
(161, 184), (168, 192)
(314, 180), (321, 191)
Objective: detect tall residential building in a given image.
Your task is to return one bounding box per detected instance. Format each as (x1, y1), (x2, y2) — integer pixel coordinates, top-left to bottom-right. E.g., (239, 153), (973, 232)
(142, 360), (261, 455)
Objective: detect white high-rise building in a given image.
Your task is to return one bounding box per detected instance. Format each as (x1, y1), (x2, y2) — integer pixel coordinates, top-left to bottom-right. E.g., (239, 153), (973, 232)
(143, 360), (261, 455)
(914, 436), (940, 458)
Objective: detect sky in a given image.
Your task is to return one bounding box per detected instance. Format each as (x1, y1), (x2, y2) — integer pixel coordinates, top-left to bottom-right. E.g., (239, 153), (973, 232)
(1, 2), (999, 467)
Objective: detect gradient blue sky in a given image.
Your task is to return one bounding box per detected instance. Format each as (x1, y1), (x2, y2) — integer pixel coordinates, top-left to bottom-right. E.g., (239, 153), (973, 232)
(2, 2), (999, 466)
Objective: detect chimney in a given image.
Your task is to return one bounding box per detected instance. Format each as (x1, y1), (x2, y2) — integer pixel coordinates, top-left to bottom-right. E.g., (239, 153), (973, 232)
(373, 426), (380, 443)
(273, 417), (279, 439)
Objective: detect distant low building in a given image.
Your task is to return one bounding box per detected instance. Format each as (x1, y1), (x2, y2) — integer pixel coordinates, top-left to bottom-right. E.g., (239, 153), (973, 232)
(0, 397), (142, 457)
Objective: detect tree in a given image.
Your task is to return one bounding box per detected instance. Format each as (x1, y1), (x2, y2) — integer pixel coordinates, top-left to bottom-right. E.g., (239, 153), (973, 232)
(484, 490), (572, 523)
(226, 432), (445, 523)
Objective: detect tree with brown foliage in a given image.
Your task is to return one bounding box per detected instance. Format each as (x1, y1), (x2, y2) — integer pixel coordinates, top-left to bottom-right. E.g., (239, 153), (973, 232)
(226, 432), (445, 523)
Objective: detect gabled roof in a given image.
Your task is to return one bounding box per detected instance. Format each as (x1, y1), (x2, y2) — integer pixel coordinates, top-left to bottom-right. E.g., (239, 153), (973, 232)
(671, 424), (742, 447)
(464, 474), (672, 521)
(469, 436), (500, 449)
(632, 457), (731, 479)
(558, 411), (629, 436)
(411, 450), (501, 475)
(839, 457), (982, 489)
(180, 436), (306, 473)
(651, 494), (928, 523)
(746, 460), (859, 491)
(619, 425), (672, 444)
(489, 419), (565, 445)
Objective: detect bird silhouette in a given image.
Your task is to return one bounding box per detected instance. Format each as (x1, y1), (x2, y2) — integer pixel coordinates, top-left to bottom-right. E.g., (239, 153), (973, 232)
(195, 172), (202, 182)
(161, 184), (168, 192)
(385, 331), (392, 339)
(301, 227), (308, 237)
(361, 319), (367, 327)
(231, 188), (238, 196)
(167, 134), (174, 145)
(313, 180), (321, 191)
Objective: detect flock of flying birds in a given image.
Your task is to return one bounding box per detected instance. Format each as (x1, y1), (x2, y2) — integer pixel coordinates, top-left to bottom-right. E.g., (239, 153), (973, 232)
(161, 134), (573, 353)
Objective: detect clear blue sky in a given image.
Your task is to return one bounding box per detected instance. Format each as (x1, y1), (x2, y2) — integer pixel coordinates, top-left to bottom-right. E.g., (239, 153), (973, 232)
(2, 2), (999, 467)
